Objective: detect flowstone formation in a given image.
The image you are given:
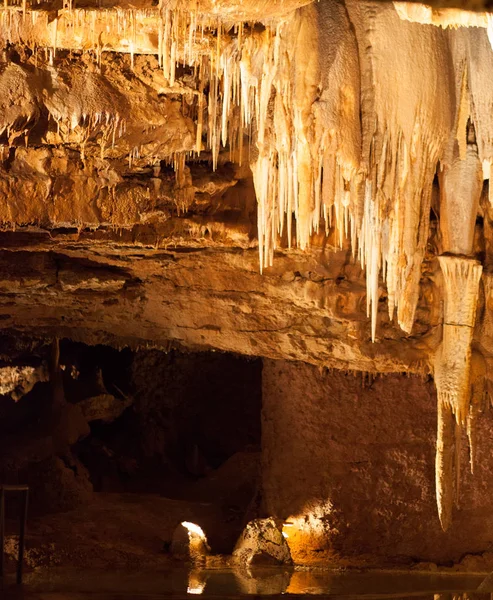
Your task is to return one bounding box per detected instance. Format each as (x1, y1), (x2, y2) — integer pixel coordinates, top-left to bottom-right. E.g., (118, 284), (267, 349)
(1, 0), (493, 535)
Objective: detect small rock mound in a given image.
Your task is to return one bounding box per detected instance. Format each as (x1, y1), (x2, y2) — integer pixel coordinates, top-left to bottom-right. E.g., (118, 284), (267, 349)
(233, 517), (292, 566)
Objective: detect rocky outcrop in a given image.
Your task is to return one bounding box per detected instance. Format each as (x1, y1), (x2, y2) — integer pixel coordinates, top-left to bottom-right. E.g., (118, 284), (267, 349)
(171, 522), (211, 564)
(0, 363), (48, 400)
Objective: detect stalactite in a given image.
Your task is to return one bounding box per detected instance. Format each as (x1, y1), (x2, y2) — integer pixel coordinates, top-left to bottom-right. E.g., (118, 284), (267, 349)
(436, 399), (454, 532)
(435, 257), (482, 425)
(434, 256), (482, 529)
(252, 0), (360, 274)
(347, 1), (453, 336)
(0, 2), (451, 345)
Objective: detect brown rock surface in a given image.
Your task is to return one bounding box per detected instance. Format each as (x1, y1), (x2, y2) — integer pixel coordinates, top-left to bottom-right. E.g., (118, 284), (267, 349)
(24, 453), (93, 514)
(262, 360), (493, 567)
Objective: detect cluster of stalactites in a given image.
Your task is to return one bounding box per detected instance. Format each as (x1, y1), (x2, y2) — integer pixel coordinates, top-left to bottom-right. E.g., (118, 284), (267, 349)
(248, 1), (459, 344)
(0, 2), (442, 345)
(1, 0), (491, 350)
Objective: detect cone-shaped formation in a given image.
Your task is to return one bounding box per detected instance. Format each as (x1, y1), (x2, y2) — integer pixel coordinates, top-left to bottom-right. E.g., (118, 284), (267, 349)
(436, 400), (455, 532)
(434, 256), (482, 530)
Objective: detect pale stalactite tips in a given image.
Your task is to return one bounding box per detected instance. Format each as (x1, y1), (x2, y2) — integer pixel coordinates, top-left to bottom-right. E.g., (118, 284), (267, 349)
(436, 399), (455, 532)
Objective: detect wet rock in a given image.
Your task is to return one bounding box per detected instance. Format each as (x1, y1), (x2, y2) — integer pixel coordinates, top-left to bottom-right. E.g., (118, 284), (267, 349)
(234, 566), (292, 595)
(232, 517), (292, 566)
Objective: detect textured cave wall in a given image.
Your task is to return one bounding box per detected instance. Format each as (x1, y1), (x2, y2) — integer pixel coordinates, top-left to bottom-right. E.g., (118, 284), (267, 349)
(262, 360), (493, 567)
(129, 349), (262, 473)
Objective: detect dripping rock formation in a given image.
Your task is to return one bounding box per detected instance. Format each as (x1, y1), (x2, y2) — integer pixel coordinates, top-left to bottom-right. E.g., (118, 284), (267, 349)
(2, 0), (493, 573)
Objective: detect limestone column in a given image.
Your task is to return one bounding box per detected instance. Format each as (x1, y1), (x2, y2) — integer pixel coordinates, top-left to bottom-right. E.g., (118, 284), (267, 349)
(435, 134), (483, 531)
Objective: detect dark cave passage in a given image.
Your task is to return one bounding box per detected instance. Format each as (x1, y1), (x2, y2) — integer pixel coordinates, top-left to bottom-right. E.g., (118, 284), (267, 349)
(0, 338), (262, 556)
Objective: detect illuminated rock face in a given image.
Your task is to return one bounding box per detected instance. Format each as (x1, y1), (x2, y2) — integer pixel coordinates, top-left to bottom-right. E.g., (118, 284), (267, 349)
(1, 0), (493, 559)
(262, 361), (493, 566)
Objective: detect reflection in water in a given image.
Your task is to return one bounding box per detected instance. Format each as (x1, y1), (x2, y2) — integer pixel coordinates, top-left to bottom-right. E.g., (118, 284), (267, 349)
(234, 566), (292, 595)
(187, 570), (208, 595)
(6, 567), (493, 598)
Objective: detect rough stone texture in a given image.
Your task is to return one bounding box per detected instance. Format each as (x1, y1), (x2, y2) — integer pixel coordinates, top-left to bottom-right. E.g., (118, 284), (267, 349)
(23, 453), (93, 514)
(0, 235), (433, 374)
(0, 363), (48, 400)
(130, 350), (262, 469)
(262, 360), (493, 567)
(232, 517), (292, 566)
(1, 0), (493, 570)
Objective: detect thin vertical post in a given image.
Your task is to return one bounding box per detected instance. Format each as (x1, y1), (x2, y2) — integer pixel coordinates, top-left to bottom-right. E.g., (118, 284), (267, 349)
(16, 489), (28, 585)
(0, 488), (4, 579)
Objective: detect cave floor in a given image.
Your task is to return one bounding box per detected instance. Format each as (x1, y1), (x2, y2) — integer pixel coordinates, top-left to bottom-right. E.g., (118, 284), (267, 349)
(3, 492), (239, 571)
(0, 568), (489, 598)
(1, 493), (493, 597)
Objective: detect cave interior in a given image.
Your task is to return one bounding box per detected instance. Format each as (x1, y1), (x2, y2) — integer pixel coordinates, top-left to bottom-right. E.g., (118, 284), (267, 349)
(4, 0), (493, 595)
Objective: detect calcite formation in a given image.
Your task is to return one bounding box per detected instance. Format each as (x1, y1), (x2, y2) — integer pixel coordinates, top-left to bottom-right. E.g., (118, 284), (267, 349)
(0, 0), (493, 537)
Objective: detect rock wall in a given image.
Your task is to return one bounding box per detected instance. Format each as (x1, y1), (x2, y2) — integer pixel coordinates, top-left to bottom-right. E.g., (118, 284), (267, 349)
(131, 349), (262, 472)
(262, 360), (493, 567)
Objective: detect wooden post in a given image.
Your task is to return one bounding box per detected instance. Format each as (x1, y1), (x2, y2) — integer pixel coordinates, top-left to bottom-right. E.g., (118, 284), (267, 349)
(17, 488), (28, 585)
(0, 487), (4, 579)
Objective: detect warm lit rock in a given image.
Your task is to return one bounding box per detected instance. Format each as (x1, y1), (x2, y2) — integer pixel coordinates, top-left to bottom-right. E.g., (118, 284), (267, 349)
(262, 360), (493, 566)
(0, 363), (48, 400)
(232, 517), (292, 566)
(171, 522), (210, 563)
(78, 393), (132, 423)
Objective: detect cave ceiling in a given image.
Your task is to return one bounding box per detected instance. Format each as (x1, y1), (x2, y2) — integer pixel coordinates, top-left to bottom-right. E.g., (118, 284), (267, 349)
(0, 0), (490, 365)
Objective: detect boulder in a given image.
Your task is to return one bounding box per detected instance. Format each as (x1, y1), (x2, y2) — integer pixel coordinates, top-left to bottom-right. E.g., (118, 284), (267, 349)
(232, 517), (292, 566)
